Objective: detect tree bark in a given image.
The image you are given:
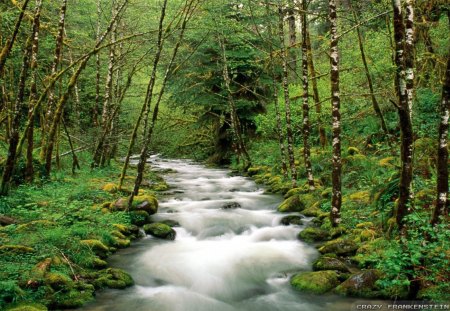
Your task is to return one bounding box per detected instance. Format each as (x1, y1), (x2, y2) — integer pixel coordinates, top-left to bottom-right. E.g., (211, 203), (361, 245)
(306, 28), (326, 148)
(278, 5), (297, 187)
(431, 46), (449, 225)
(0, 0), (31, 74)
(393, 0), (414, 233)
(93, 0), (102, 127)
(25, 0), (43, 182)
(287, 5), (297, 82)
(117, 0), (167, 189)
(0, 16), (34, 195)
(349, 0), (390, 138)
(301, 0), (315, 191)
(329, 0), (342, 227)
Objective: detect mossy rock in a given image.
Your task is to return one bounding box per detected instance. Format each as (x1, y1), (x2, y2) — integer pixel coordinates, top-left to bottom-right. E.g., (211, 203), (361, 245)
(129, 210), (151, 226)
(352, 238), (385, 268)
(277, 195), (306, 213)
(159, 219), (180, 227)
(247, 166), (266, 177)
(280, 215), (303, 226)
(111, 198), (128, 211)
(143, 223), (176, 240)
(298, 227), (330, 242)
(0, 244), (34, 254)
(7, 304), (47, 311)
(44, 272), (73, 290)
(131, 195), (158, 215)
(93, 268), (134, 289)
(378, 157), (396, 167)
(80, 239), (110, 259)
(301, 204), (321, 217)
(347, 147), (360, 155)
(102, 183), (118, 193)
(151, 181), (169, 191)
(284, 187), (308, 199)
(318, 238), (358, 256)
(111, 236), (131, 248)
(16, 220), (56, 232)
(291, 270), (340, 294)
(313, 256), (350, 273)
(334, 269), (383, 298)
(111, 230), (127, 240)
(90, 257), (108, 269)
(50, 287), (94, 309)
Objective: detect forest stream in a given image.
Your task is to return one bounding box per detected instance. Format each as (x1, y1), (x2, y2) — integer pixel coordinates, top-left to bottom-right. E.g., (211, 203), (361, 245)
(80, 157), (377, 311)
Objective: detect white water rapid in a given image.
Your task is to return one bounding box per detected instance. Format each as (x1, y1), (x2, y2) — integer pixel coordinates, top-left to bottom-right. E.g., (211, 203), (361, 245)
(80, 158), (363, 311)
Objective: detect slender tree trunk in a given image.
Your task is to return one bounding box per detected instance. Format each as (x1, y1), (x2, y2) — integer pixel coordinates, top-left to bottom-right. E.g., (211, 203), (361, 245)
(117, 0), (167, 189)
(431, 46), (449, 225)
(25, 0), (43, 182)
(265, 1), (288, 178)
(219, 37), (251, 169)
(127, 0), (198, 207)
(43, 0), (129, 176)
(287, 6), (297, 82)
(329, 0), (342, 227)
(306, 29), (326, 148)
(93, 0), (102, 127)
(393, 0), (414, 232)
(349, 0), (389, 138)
(62, 119), (80, 174)
(0, 0), (31, 74)
(0, 21), (34, 195)
(278, 5), (297, 187)
(301, 0), (315, 191)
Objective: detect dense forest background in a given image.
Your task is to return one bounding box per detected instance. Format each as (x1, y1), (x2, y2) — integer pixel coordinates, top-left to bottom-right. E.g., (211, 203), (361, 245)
(0, 0), (449, 309)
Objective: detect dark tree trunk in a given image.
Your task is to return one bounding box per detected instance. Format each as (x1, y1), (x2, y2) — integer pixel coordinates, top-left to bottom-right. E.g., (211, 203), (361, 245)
(278, 6), (297, 187)
(329, 0), (342, 227)
(431, 46), (449, 225)
(301, 0), (315, 191)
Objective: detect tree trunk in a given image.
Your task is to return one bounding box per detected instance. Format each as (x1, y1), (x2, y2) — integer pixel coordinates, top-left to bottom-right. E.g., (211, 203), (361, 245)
(278, 5), (297, 187)
(301, 0), (315, 191)
(117, 0), (167, 189)
(265, 1), (288, 178)
(329, 0), (342, 227)
(25, 0), (43, 182)
(306, 28), (326, 148)
(0, 0), (31, 74)
(393, 0), (414, 233)
(93, 0), (102, 127)
(349, 0), (390, 138)
(0, 18), (34, 195)
(431, 46), (449, 225)
(43, 0), (129, 176)
(287, 6), (297, 82)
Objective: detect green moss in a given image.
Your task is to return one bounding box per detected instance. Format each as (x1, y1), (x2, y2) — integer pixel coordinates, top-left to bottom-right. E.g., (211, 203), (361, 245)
(44, 272), (73, 290)
(131, 195), (158, 215)
(102, 183), (118, 193)
(347, 147), (360, 155)
(280, 215), (303, 226)
(290, 271), (340, 294)
(129, 210), (150, 226)
(80, 239), (110, 259)
(277, 195), (305, 213)
(298, 227), (330, 242)
(93, 268), (134, 289)
(7, 304), (47, 311)
(334, 269), (383, 298)
(0, 245), (34, 254)
(111, 237), (131, 248)
(301, 204), (321, 217)
(313, 256), (350, 272)
(143, 223), (176, 240)
(318, 238), (358, 256)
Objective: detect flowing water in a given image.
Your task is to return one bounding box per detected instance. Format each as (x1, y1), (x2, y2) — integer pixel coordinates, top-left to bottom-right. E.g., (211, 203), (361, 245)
(80, 158), (367, 311)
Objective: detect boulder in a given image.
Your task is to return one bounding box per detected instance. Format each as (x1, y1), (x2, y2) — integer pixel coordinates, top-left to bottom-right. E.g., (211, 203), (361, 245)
(277, 195), (305, 213)
(298, 227), (330, 242)
(132, 195), (158, 215)
(111, 198), (127, 211)
(0, 214), (17, 226)
(301, 205), (321, 217)
(222, 202), (241, 209)
(44, 272), (73, 290)
(318, 238), (358, 256)
(334, 269), (383, 298)
(129, 210), (150, 226)
(159, 219), (180, 227)
(313, 256), (350, 273)
(102, 183), (118, 193)
(280, 215), (303, 226)
(92, 268), (134, 290)
(143, 223), (176, 240)
(291, 270), (340, 294)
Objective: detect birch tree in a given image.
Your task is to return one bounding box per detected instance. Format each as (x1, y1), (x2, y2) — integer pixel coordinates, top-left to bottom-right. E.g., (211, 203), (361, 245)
(329, 0), (342, 227)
